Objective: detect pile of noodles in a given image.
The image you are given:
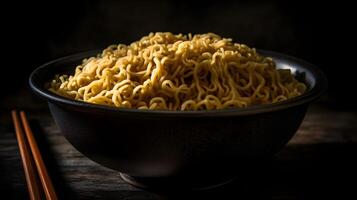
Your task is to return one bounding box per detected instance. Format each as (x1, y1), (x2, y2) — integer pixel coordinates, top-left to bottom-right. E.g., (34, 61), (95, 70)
(49, 32), (306, 111)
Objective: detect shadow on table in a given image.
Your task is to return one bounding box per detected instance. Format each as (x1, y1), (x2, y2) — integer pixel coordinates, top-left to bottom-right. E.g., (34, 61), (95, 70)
(29, 119), (79, 200)
(158, 143), (357, 200)
(28, 119), (357, 200)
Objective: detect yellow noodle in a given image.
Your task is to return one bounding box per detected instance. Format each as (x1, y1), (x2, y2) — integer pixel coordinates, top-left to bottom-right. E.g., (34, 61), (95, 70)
(49, 32), (307, 111)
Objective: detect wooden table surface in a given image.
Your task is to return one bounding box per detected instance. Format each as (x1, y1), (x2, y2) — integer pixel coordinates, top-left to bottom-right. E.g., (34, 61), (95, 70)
(1, 103), (356, 199)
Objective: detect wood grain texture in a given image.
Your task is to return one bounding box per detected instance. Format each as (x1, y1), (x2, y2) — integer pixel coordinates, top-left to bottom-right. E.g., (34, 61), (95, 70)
(1, 104), (357, 199)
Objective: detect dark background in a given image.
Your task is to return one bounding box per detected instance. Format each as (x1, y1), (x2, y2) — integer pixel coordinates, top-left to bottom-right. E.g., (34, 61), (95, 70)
(1, 0), (355, 109)
(1, 1), (356, 199)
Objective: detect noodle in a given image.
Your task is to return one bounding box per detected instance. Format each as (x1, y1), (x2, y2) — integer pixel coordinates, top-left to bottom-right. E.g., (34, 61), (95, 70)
(48, 32), (307, 111)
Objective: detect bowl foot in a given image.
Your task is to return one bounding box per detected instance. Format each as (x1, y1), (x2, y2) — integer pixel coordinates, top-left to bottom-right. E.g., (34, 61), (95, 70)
(119, 172), (236, 192)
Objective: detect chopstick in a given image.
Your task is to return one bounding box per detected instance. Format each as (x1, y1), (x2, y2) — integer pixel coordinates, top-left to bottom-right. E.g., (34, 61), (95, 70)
(12, 111), (42, 200)
(12, 110), (58, 200)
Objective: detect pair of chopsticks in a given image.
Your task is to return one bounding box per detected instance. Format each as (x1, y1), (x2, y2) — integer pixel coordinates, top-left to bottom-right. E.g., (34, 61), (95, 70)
(11, 110), (58, 200)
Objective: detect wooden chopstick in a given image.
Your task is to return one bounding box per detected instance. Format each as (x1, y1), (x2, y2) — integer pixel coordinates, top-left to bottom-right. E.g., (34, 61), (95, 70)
(12, 110), (42, 200)
(20, 111), (57, 200)
(19, 111), (58, 200)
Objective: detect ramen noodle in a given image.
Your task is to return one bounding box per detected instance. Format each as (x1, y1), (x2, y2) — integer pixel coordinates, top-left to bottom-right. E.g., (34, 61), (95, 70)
(49, 32), (306, 110)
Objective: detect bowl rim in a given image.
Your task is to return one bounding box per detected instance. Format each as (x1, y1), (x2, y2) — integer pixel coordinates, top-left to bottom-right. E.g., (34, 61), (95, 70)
(29, 50), (327, 117)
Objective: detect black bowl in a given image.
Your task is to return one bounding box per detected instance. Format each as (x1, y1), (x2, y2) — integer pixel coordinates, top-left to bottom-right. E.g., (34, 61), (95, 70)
(29, 50), (327, 190)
